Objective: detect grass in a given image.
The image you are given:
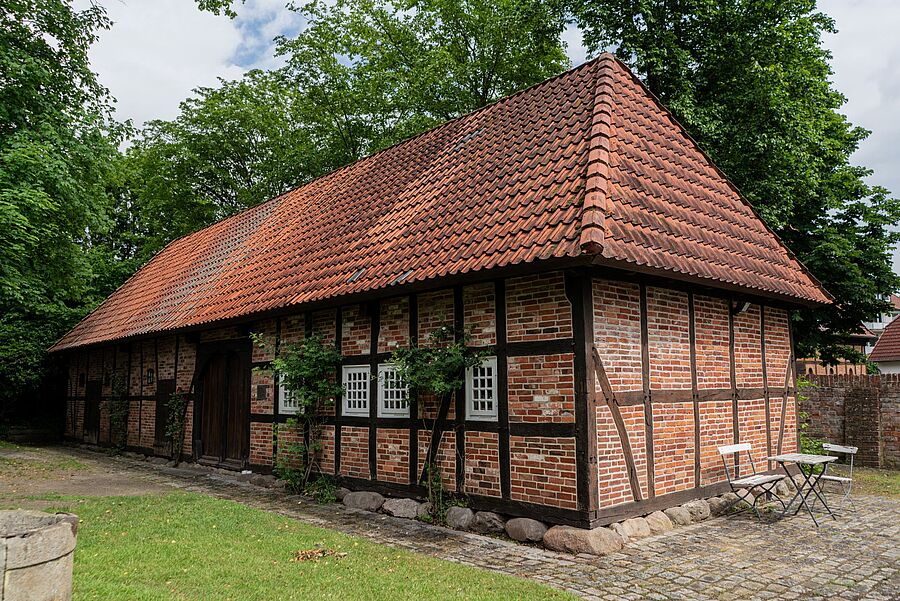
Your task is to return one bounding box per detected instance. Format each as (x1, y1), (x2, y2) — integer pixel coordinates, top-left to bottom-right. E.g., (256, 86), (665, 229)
(47, 492), (573, 601)
(828, 465), (900, 499)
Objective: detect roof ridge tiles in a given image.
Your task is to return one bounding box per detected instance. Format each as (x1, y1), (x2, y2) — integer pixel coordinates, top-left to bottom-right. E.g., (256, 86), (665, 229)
(579, 55), (614, 253)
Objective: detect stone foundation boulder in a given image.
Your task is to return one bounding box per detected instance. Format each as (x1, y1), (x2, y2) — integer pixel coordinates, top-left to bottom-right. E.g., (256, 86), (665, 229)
(542, 526), (623, 556)
(682, 499), (711, 522)
(472, 511), (505, 534)
(417, 502), (433, 519)
(644, 511), (674, 534)
(342, 491), (385, 512)
(505, 518), (548, 542)
(707, 496), (731, 516)
(663, 506), (692, 526)
(610, 517), (652, 543)
(446, 507), (475, 530)
(382, 498), (420, 519)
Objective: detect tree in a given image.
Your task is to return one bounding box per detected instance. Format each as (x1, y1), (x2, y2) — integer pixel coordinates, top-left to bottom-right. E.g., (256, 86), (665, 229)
(569, 0), (900, 362)
(125, 70), (322, 259)
(276, 0), (570, 158)
(0, 0), (123, 419)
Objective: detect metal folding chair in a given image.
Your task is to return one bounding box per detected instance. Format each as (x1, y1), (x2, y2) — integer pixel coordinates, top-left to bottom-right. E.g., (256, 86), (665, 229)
(718, 443), (788, 520)
(815, 443), (857, 512)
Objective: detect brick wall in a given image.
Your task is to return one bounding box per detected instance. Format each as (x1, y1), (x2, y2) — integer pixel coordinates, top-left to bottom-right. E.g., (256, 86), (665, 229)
(376, 428), (409, 484)
(464, 431), (501, 497)
(340, 426), (370, 479)
(463, 283), (496, 346)
(802, 374), (900, 468)
(507, 272), (572, 342)
(592, 280), (642, 392)
(418, 289), (454, 345)
(596, 403), (648, 506)
(250, 369), (274, 414)
(417, 430), (456, 492)
(647, 287), (691, 391)
(508, 354), (575, 422)
(592, 278), (796, 509)
(509, 436), (577, 509)
(341, 304), (371, 355)
(652, 402), (695, 496)
(378, 297), (409, 352)
(250, 422), (273, 466)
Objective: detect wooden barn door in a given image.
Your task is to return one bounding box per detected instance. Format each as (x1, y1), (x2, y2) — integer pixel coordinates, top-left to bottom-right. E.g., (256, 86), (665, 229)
(154, 379), (176, 456)
(83, 380), (101, 445)
(197, 343), (250, 469)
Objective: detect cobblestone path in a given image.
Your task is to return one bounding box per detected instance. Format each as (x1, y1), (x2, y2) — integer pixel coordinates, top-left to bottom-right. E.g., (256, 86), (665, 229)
(35, 449), (900, 599)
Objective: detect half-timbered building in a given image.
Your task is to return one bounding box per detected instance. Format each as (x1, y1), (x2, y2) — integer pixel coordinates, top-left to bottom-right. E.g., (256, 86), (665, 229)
(51, 54), (831, 527)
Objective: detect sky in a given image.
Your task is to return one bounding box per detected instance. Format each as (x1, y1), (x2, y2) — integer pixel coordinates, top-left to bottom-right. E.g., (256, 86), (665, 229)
(80, 0), (900, 269)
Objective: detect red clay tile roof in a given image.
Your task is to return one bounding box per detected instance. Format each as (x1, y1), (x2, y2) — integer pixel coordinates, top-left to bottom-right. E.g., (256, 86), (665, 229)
(869, 317), (900, 362)
(51, 54), (830, 351)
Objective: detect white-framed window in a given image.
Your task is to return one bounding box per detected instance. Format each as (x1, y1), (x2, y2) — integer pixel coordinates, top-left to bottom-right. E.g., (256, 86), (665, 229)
(466, 356), (498, 421)
(278, 377), (302, 415)
(377, 364), (409, 417)
(342, 365), (370, 417)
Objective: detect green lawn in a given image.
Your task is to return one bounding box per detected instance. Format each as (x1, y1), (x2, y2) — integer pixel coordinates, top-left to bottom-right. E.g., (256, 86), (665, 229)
(45, 492), (571, 601)
(828, 466), (900, 499)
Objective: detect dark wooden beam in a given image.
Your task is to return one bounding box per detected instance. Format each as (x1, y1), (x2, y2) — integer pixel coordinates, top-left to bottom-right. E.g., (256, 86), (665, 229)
(453, 285), (466, 493)
(408, 294), (419, 486)
(728, 298), (739, 476)
(565, 271), (598, 514)
(688, 292), (700, 488)
(495, 279), (511, 500)
(639, 283), (654, 497)
(761, 305), (771, 469)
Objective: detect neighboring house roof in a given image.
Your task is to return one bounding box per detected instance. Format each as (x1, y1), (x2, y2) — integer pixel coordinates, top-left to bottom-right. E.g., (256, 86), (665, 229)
(51, 54), (831, 352)
(846, 324), (877, 342)
(891, 294), (900, 311)
(869, 316), (900, 362)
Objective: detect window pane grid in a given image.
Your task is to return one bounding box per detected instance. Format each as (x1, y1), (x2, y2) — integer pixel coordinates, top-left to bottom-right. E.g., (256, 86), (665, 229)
(467, 357), (498, 420)
(378, 364), (409, 417)
(342, 366), (370, 417)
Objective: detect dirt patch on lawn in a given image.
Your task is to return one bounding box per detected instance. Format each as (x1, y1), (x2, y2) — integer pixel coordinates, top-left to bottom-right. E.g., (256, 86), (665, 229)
(0, 444), (174, 510)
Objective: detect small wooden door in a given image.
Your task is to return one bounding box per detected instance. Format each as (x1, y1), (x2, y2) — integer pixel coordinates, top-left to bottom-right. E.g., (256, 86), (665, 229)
(154, 379), (176, 456)
(197, 344), (249, 469)
(84, 381), (101, 445)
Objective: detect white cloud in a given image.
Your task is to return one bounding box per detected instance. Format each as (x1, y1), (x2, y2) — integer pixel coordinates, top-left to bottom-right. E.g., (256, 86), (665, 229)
(78, 0), (301, 128)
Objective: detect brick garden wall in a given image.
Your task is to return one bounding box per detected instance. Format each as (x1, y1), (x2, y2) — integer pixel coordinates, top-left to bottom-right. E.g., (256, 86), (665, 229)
(801, 374), (900, 469)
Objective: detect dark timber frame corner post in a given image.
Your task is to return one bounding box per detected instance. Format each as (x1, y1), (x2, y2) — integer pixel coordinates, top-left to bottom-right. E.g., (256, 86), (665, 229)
(565, 271), (599, 518)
